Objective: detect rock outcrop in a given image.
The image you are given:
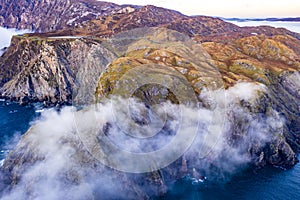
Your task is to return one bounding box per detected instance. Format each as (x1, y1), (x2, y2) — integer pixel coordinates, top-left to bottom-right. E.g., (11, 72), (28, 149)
(0, 35), (116, 105)
(94, 28), (299, 169)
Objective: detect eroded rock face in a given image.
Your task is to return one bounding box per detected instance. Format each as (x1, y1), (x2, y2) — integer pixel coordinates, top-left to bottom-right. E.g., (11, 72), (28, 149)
(269, 71), (300, 152)
(0, 27), (299, 165)
(0, 36), (116, 105)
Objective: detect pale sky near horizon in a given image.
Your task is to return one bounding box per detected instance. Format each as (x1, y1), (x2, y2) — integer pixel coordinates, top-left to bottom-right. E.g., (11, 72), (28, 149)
(105, 0), (300, 18)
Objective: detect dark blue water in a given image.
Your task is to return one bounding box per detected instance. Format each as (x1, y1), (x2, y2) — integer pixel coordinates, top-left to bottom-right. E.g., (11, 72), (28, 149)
(0, 100), (39, 161)
(165, 164), (300, 200)
(0, 100), (299, 199)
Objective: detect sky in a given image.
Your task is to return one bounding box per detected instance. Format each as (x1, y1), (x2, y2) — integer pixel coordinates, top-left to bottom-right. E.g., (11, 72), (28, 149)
(106, 0), (300, 18)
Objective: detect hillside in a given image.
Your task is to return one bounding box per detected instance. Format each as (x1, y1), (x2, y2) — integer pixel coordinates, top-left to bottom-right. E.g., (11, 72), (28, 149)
(0, 0), (123, 31)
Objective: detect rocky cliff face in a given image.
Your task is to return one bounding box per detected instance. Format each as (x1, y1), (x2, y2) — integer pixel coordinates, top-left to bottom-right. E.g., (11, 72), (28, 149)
(0, 35), (117, 105)
(0, 1), (298, 158)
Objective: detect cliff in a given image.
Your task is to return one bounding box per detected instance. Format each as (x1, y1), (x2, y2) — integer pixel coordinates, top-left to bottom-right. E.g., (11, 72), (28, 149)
(0, 35), (117, 105)
(1, 27), (299, 199)
(94, 28), (299, 167)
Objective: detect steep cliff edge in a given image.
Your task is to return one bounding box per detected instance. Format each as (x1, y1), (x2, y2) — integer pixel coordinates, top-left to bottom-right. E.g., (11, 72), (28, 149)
(0, 35), (116, 105)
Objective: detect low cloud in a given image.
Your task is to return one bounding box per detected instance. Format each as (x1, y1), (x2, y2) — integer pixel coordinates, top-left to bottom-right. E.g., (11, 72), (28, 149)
(0, 82), (284, 199)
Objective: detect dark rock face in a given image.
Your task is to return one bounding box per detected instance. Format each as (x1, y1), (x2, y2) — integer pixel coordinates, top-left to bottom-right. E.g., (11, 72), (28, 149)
(269, 72), (300, 152)
(225, 90), (299, 169)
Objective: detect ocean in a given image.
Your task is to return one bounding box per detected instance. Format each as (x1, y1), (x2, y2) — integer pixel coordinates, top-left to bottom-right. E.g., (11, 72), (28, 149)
(165, 160), (300, 199)
(225, 20), (300, 34)
(0, 22), (300, 199)
(0, 100), (39, 165)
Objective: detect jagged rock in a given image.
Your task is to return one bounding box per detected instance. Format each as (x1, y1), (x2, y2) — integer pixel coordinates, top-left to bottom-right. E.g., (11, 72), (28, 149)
(269, 71), (300, 152)
(0, 36), (117, 105)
